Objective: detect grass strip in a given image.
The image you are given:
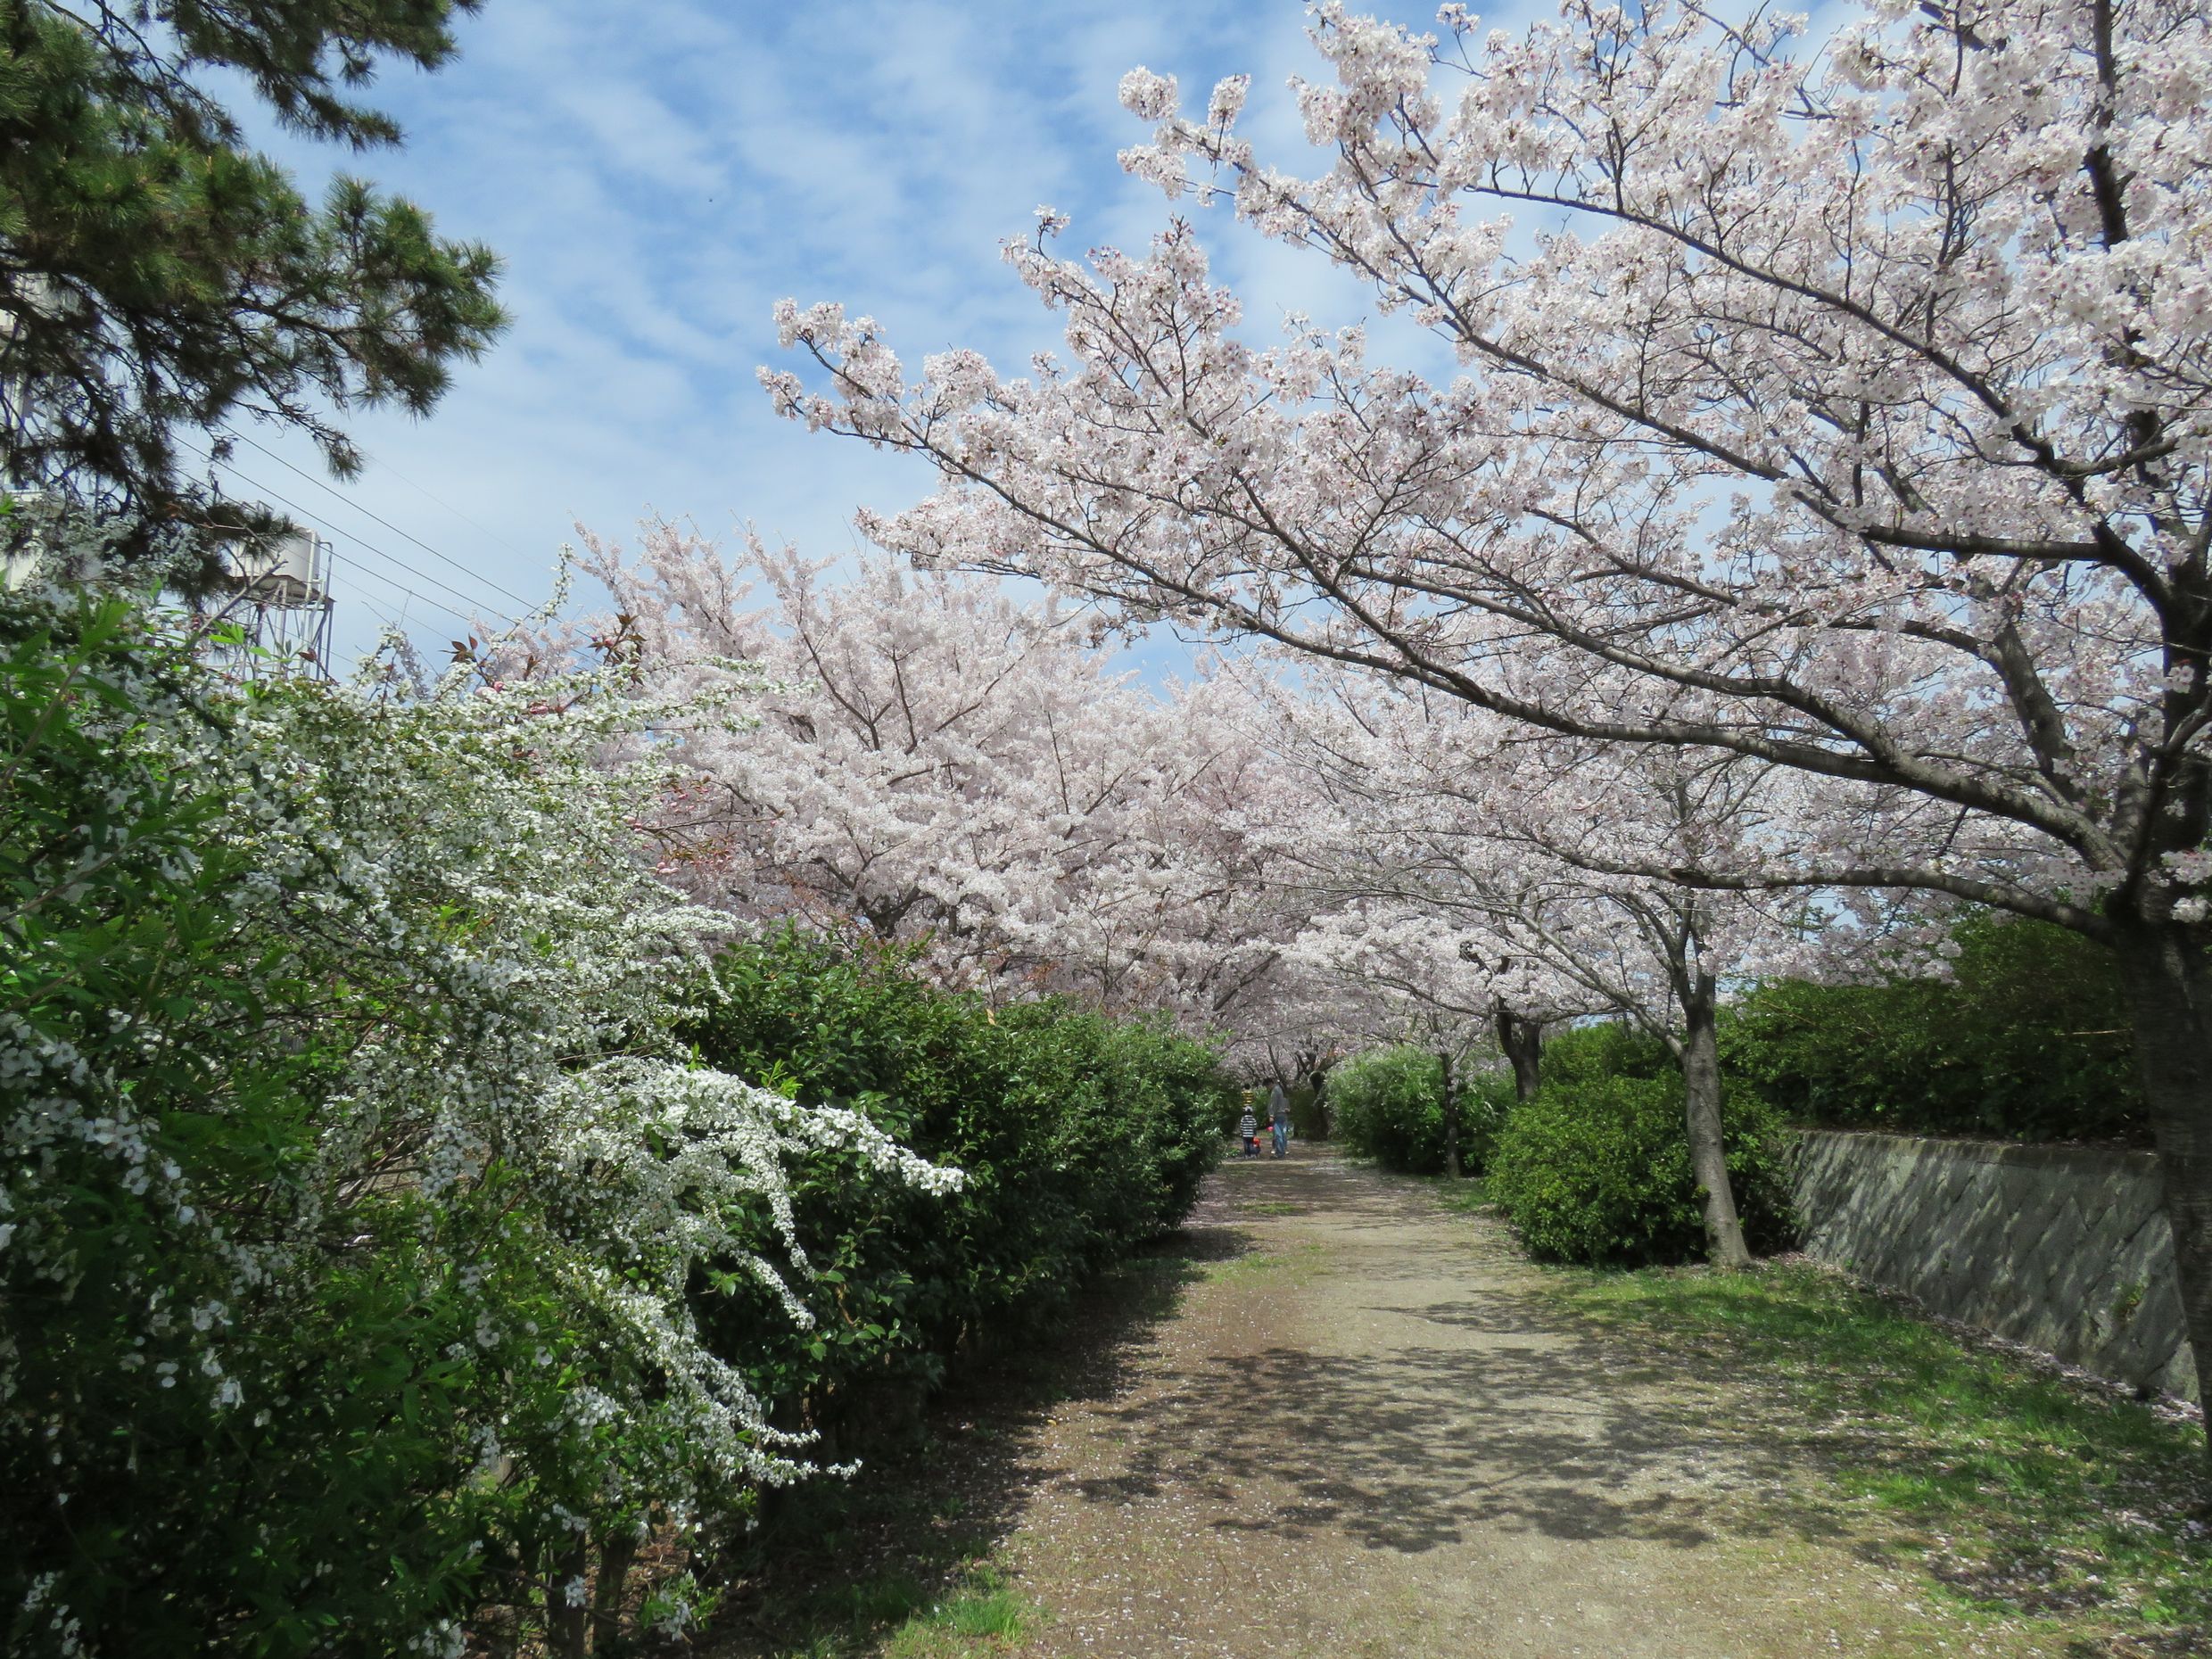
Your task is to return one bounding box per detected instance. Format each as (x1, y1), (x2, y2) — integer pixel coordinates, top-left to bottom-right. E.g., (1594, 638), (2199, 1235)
(1557, 1259), (2209, 1647)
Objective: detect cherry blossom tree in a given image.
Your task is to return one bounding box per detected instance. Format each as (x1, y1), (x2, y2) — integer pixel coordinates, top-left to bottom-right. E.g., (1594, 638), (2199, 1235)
(766, 0), (2212, 1433)
(1287, 896), (1573, 1173)
(1258, 669), (1828, 1264)
(1238, 663), (1612, 1102)
(521, 524), (1292, 1028)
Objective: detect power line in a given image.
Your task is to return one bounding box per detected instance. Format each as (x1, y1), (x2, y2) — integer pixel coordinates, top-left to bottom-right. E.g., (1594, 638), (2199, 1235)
(322, 549), (480, 633)
(228, 472), (507, 628)
(342, 585), (442, 655)
(353, 441), (543, 571)
(175, 433), (526, 623)
(229, 432), (541, 610)
(186, 447), (516, 628)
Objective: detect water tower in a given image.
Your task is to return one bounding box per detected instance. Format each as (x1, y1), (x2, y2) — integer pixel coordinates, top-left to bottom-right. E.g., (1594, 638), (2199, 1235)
(208, 521), (335, 679)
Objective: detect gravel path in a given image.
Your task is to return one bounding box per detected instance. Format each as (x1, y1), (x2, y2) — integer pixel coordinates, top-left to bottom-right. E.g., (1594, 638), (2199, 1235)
(982, 1146), (2027, 1658)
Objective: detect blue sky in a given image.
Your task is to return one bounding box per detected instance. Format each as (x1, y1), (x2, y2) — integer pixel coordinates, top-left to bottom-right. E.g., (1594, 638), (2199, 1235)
(221, 0), (1530, 666)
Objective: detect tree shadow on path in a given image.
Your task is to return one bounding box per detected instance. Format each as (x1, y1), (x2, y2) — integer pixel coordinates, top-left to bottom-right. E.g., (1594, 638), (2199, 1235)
(1046, 1153), (1850, 1562)
(707, 1150), (2044, 1656)
(704, 1185), (1260, 1655)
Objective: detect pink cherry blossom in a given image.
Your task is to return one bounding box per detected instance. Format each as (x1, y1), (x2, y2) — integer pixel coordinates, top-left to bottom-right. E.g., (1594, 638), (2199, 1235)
(767, 0), (2212, 1438)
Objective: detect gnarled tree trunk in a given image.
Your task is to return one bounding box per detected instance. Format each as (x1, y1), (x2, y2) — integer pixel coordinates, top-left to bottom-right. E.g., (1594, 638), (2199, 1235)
(1307, 1059), (1333, 1140)
(590, 1531), (639, 1655)
(1493, 1005), (1544, 1102)
(546, 1540), (591, 1659)
(1439, 1047), (1462, 1178)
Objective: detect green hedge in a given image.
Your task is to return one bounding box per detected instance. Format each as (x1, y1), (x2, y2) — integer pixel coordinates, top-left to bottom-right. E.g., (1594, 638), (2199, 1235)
(682, 930), (1233, 1454)
(1721, 914), (2144, 1143)
(1327, 1045), (1512, 1176)
(1489, 1061), (1795, 1267)
(0, 587), (1231, 1657)
(1540, 1021), (1674, 1088)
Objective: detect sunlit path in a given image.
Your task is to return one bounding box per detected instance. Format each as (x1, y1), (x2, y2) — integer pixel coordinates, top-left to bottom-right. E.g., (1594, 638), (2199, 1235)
(970, 1150), (2018, 1659)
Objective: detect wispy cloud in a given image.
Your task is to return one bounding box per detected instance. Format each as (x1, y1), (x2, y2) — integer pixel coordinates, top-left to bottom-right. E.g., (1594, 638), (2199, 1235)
(219, 0), (1542, 661)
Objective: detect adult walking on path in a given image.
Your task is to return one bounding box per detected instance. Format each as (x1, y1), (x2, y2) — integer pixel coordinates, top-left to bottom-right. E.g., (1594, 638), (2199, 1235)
(1267, 1083), (1291, 1158)
(949, 1151), (2054, 1657)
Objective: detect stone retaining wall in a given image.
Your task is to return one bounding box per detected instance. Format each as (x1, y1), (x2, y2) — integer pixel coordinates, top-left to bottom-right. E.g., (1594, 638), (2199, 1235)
(1788, 1129), (2197, 1402)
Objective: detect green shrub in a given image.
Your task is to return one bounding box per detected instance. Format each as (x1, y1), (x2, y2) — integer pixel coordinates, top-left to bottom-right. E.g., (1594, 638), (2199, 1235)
(1539, 1020), (1674, 1088)
(1488, 1071), (1795, 1267)
(682, 929), (1233, 1453)
(1328, 1045), (1507, 1176)
(1462, 1069), (1518, 1159)
(3, 585), (911, 1655)
(1721, 913), (2143, 1143)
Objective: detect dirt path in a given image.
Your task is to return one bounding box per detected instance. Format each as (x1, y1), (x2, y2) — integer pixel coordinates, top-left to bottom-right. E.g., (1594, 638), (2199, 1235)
(976, 1148), (2022, 1658)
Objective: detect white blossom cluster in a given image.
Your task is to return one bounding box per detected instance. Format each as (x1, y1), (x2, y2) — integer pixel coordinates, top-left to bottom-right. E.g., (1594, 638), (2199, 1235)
(496, 526), (1305, 1033)
(761, 0), (2212, 1313)
(258, 638), (962, 1490)
(2, 586), (961, 1650)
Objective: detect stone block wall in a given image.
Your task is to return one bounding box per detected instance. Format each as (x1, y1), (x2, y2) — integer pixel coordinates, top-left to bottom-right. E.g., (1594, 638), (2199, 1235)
(1788, 1129), (2197, 1402)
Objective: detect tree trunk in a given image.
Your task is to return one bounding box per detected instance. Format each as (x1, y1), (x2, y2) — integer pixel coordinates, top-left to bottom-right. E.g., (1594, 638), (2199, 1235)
(2114, 918), (2212, 1473)
(1680, 989), (1751, 1270)
(1439, 1048), (1462, 1179)
(1494, 1006), (1543, 1102)
(590, 1531), (639, 1655)
(546, 1540), (591, 1659)
(1308, 1064), (1332, 1140)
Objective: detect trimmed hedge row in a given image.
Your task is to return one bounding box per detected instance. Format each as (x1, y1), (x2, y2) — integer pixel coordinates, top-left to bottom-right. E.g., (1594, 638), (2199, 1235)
(1487, 1031), (1795, 1267)
(1347, 917), (2132, 1271)
(1719, 914), (2144, 1144)
(1325, 1025), (1795, 1268)
(683, 929), (1234, 1457)
(1325, 1044), (1514, 1176)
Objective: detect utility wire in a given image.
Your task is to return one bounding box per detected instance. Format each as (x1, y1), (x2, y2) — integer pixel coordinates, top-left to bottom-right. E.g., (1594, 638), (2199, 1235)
(352, 440), (545, 571)
(177, 433), (523, 624)
(229, 432), (541, 610)
(226, 472), (506, 629)
(186, 446), (516, 628)
(322, 549), (480, 633)
(343, 587), (440, 656)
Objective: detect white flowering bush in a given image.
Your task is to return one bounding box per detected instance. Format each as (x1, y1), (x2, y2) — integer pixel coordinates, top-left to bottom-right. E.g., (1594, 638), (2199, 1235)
(0, 582), (955, 1657)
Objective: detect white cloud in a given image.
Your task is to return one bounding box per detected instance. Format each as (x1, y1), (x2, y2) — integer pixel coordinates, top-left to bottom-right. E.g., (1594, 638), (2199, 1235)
(221, 0), (1541, 666)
